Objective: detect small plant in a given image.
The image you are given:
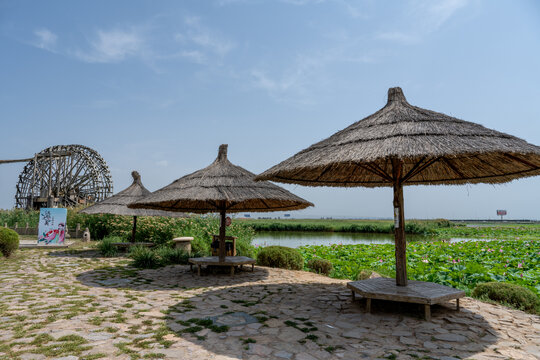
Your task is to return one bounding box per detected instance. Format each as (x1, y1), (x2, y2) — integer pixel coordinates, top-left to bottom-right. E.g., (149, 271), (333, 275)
(472, 282), (540, 314)
(129, 246), (160, 269)
(356, 269), (373, 280)
(307, 258), (333, 275)
(97, 236), (121, 257)
(155, 246), (190, 266)
(0, 227), (19, 257)
(256, 246), (304, 270)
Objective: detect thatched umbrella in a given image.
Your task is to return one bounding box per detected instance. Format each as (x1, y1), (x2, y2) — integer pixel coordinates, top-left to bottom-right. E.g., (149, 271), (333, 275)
(129, 144), (313, 262)
(81, 171), (187, 242)
(256, 87), (540, 286)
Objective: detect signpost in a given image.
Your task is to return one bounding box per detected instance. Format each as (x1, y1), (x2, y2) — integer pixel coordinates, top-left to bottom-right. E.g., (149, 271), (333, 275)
(496, 209), (507, 221)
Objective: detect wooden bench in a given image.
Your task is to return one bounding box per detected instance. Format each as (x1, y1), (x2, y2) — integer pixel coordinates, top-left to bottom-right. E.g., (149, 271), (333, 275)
(347, 278), (465, 320)
(188, 256), (256, 276)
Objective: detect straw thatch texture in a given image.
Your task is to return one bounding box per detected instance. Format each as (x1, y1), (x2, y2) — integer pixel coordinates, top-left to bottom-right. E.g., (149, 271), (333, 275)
(81, 171), (187, 217)
(129, 145), (313, 213)
(256, 87), (540, 187)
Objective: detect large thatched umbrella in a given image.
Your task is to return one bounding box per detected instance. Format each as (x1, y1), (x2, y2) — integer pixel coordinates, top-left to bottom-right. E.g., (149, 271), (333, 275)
(256, 87), (540, 286)
(129, 144), (313, 262)
(81, 171), (187, 242)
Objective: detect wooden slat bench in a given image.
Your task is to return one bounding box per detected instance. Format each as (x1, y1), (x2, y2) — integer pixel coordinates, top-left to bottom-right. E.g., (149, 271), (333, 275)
(347, 278), (465, 320)
(189, 256), (256, 276)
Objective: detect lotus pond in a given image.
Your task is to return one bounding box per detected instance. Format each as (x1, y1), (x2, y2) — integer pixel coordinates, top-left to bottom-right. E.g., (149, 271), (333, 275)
(298, 239), (540, 297)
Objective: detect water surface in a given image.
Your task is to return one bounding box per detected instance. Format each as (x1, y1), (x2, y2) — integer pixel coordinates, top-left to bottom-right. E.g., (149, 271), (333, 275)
(252, 231), (479, 248)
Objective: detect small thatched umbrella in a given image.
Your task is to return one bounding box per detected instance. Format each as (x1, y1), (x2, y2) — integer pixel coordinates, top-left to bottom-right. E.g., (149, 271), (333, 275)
(256, 87), (540, 286)
(129, 144), (313, 262)
(81, 171), (187, 242)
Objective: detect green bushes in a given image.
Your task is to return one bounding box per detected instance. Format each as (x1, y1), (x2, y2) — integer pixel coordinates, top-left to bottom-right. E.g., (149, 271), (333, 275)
(0, 227), (19, 257)
(129, 246), (161, 269)
(257, 246), (303, 270)
(128, 246), (192, 269)
(307, 258), (333, 275)
(154, 247), (190, 266)
(472, 282), (540, 314)
(97, 236), (122, 257)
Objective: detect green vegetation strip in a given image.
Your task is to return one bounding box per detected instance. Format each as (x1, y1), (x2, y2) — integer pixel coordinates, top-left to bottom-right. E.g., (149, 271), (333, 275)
(298, 240), (540, 296)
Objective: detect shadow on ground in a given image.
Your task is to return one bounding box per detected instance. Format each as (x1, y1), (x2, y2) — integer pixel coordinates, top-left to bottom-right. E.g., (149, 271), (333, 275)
(49, 248), (101, 258)
(163, 283), (499, 360)
(76, 264), (270, 291)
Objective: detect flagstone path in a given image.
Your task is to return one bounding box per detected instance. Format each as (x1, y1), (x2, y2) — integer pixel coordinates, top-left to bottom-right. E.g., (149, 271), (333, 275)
(0, 245), (539, 360)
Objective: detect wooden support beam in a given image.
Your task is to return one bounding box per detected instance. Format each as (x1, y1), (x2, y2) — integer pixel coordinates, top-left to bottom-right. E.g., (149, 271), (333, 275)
(392, 158), (408, 286)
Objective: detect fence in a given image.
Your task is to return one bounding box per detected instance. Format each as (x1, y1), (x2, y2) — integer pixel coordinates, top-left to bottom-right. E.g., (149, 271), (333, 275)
(3, 223), (84, 239)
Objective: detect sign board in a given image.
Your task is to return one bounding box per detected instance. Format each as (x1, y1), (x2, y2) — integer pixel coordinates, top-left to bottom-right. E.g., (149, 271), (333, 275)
(496, 210), (507, 216)
(284, 214), (291, 217)
(244, 214), (251, 218)
(38, 208), (67, 245)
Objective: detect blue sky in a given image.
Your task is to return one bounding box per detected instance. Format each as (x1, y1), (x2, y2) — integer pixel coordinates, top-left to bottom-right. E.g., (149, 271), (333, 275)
(1, 0), (540, 219)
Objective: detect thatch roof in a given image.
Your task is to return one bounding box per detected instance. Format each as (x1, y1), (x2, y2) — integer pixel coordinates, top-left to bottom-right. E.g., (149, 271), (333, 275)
(81, 171), (187, 217)
(129, 145), (313, 213)
(256, 87), (540, 187)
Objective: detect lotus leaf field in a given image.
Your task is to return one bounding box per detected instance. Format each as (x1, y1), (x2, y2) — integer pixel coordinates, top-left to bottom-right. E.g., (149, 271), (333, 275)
(298, 240), (540, 297)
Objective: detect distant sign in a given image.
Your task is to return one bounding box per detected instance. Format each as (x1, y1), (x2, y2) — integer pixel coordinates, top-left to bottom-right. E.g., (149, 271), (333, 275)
(284, 214), (290, 217)
(497, 210), (507, 216)
(38, 208), (67, 245)
(244, 214), (250, 218)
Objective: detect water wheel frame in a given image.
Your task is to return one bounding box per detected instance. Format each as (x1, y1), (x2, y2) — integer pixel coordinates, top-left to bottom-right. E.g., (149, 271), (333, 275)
(15, 144), (113, 209)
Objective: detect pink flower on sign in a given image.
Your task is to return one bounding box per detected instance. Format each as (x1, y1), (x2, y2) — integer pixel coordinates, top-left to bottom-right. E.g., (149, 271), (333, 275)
(520, 273), (524, 278)
(500, 249), (503, 253)
(379, 259), (383, 263)
(422, 259), (429, 263)
(518, 263), (523, 268)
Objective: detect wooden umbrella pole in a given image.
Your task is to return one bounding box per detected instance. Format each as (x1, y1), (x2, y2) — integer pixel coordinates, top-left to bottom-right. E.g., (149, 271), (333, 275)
(219, 208), (227, 262)
(131, 216), (137, 243)
(392, 159), (408, 286)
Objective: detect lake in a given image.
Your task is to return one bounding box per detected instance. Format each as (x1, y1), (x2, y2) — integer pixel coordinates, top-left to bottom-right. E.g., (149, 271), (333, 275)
(252, 231), (477, 248)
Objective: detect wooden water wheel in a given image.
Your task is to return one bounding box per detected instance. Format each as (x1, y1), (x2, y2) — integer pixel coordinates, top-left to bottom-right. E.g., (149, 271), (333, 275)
(13, 145), (113, 209)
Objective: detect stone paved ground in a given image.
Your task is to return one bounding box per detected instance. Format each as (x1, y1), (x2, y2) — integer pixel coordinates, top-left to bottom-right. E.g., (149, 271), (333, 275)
(0, 244), (539, 360)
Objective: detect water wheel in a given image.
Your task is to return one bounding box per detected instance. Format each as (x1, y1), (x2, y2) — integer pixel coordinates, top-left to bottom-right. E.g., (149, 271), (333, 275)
(15, 144), (113, 209)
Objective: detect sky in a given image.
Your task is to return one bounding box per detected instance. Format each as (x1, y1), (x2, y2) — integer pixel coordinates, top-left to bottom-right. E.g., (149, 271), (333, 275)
(1, 0), (540, 220)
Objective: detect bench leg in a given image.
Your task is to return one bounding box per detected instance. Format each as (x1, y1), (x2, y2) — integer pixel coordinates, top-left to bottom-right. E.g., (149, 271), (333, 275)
(197, 265), (201, 276)
(230, 266), (235, 276)
(366, 298), (371, 313)
(456, 298), (460, 311)
(351, 290), (355, 301)
(424, 304), (431, 321)
(251, 264), (254, 272)
(190, 264), (193, 272)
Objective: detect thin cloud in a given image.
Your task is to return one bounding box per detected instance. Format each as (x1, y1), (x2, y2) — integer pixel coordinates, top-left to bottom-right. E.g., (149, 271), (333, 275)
(74, 28), (145, 63)
(33, 28), (57, 52)
(377, 0), (469, 44)
(174, 16), (235, 63)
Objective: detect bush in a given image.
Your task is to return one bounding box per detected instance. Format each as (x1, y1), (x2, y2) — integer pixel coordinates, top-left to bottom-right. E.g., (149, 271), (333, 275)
(0, 227), (19, 257)
(155, 246), (190, 266)
(307, 258), (333, 275)
(356, 269), (373, 280)
(129, 246), (161, 269)
(97, 236), (122, 257)
(472, 282), (540, 314)
(256, 246), (303, 270)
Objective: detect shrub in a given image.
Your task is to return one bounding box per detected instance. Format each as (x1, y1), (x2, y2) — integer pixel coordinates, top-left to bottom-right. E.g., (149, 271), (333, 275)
(307, 258), (333, 275)
(98, 236), (122, 257)
(155, 246), (190, 266)
(356, 269), (373, 280)
(472, 282), (540, 314)
(0, 227), (19, 257)
(129, 246), (160, 269)
(256, 246), (303, 270)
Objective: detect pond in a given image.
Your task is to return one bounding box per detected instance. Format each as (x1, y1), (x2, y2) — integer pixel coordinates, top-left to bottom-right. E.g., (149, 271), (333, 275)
(252, 231), (477, 248)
